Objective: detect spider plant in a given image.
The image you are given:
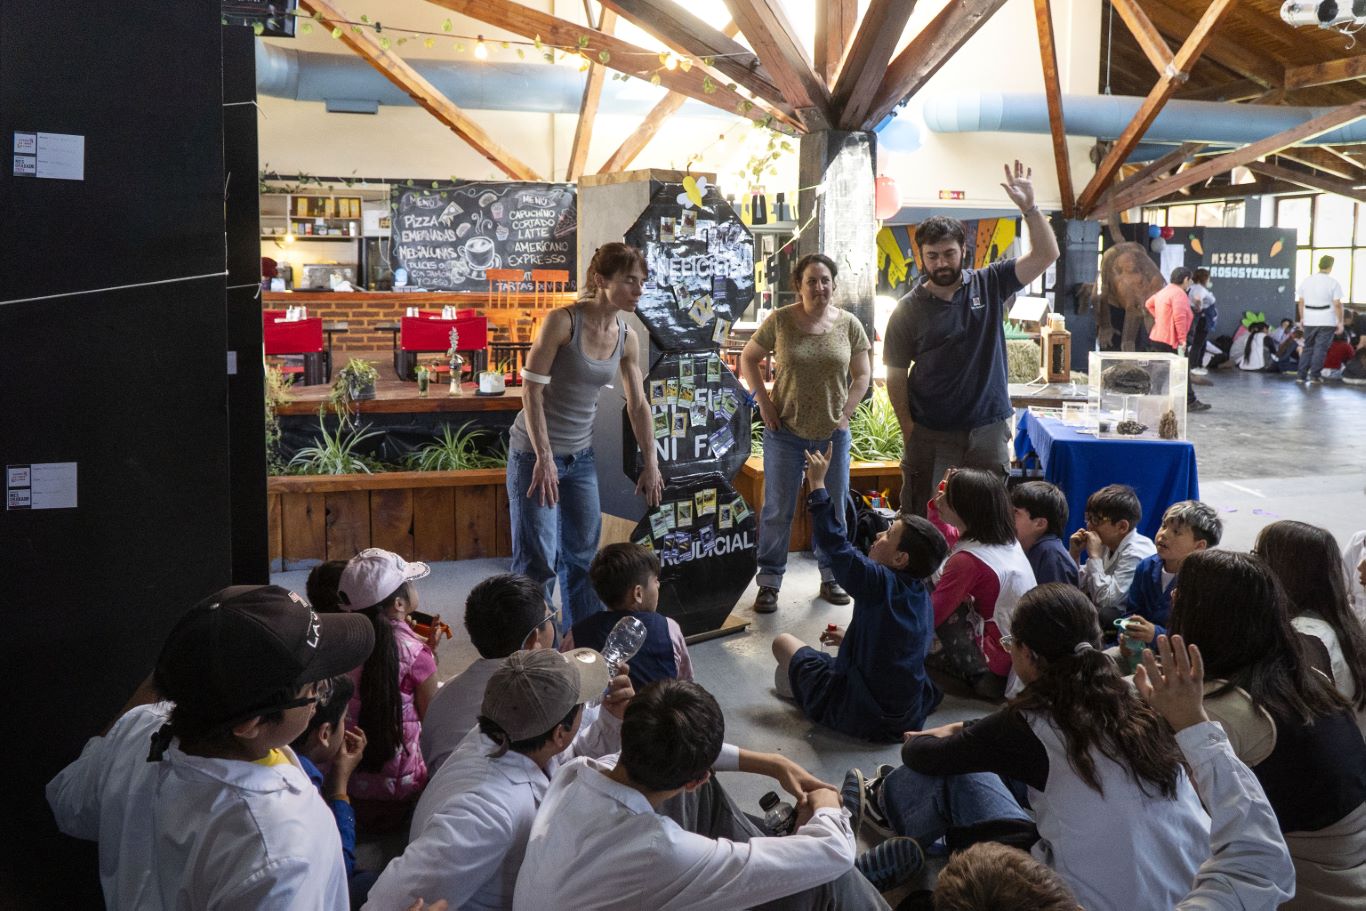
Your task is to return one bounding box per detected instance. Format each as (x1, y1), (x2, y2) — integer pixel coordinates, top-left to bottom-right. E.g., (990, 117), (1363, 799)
(288, 411), (386, 475)
(848, 386), (904, 461)
(406, 422), (507, 471)
(749, 416), (764, 458)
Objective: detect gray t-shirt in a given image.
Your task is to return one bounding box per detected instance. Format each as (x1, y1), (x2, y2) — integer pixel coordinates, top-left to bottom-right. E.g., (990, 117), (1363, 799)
(509, 307), (627, 456)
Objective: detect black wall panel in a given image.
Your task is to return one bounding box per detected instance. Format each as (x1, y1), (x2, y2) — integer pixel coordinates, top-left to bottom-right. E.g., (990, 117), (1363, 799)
(0, 2), (232, 902)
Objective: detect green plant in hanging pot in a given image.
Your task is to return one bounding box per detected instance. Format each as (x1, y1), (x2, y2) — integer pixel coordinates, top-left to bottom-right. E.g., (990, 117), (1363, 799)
(330, 357), (379, 413)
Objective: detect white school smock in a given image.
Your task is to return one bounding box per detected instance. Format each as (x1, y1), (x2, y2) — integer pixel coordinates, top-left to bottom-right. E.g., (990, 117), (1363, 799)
(46, 702), (172, 911)
(152, 742), (348, 911)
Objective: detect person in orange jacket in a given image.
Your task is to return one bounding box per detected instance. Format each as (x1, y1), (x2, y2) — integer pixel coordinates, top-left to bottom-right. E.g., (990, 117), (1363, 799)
(1145, 267), (1210, 412)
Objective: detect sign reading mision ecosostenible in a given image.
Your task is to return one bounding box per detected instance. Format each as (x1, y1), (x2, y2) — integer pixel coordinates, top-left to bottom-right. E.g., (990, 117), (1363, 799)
(390, 181), (577, 291)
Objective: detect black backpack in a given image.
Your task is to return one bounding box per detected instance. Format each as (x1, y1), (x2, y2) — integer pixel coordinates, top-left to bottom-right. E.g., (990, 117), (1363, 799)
(845, 490), (891, 554)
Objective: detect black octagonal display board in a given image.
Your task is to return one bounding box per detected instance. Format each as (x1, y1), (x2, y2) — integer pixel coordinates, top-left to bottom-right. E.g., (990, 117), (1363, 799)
(623, 350), (752, 486)
(629, 472), (757, 637)
(624, 183), (755, 352)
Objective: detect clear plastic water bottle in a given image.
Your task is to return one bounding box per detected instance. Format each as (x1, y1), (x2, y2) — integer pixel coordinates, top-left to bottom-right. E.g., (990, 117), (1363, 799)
(759, 791), (797, 835)
(600, 615), (648, 677)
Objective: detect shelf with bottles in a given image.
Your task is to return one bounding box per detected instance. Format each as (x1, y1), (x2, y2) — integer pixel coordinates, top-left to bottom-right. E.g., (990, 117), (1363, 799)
(259, 191), (369, 241)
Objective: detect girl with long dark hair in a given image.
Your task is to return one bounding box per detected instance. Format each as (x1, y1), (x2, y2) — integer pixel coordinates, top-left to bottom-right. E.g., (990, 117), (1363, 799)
(1256, 520), (1366, 724)
(1170, 549), (1366, 908)
(337, 549), (439, 832)
(844, 583), (1209, 911)
(925, 467), (1036, 695)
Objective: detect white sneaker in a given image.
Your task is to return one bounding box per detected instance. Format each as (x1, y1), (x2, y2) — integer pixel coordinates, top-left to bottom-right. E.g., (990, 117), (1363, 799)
(1191, 367), (1208, 376)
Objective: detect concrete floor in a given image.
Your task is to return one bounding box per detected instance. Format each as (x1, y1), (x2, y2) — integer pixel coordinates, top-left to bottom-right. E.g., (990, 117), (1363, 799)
(271, 366), (1366, 877)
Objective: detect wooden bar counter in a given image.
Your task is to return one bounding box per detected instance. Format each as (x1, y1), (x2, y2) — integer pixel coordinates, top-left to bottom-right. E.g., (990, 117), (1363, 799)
(277, 375), (524, 415)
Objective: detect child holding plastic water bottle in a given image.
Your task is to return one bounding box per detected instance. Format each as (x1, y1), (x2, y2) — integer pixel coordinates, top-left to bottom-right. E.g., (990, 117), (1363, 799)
(771, 443), (949, 742)
(562, 543), (694, 690)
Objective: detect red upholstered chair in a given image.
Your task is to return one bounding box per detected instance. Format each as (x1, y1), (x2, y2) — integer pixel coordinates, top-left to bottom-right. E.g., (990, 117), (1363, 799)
(399, 314), (489, 381)
(263, 314), (326, 384)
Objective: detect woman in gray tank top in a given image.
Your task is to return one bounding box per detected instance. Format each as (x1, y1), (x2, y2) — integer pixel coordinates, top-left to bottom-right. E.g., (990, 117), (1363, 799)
(507, 243), (663, 630)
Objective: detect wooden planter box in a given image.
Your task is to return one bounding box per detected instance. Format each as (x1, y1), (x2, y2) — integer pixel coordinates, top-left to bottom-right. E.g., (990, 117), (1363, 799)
(733, 457), (903, 552)
(267, 469), (511, 571)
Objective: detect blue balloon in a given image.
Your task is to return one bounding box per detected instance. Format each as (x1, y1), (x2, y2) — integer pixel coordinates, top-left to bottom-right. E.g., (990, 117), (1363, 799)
(1148, 224), (1161, 238)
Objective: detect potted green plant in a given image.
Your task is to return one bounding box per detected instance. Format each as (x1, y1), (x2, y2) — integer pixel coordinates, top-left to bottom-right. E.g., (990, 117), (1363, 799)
(331, 357), (379, 409)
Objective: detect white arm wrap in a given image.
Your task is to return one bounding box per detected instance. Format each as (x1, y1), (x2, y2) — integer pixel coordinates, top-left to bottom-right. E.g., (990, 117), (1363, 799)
(521, 369), (551, 385)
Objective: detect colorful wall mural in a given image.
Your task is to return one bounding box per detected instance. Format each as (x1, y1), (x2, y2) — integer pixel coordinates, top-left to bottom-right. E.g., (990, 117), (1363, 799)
(876, 217), (1020, 295)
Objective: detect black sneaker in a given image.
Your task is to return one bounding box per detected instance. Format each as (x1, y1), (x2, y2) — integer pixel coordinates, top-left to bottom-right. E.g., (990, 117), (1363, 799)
(754, 586), (779, 613)
(1189, 400), (1212, 412)
(863, 767), (896, 837)
(856, 836), (925, 892)
(841, 768), (867, 832)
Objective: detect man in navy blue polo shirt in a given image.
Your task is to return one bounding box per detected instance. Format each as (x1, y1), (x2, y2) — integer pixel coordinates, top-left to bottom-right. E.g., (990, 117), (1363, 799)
(884, 161), (1059, 517)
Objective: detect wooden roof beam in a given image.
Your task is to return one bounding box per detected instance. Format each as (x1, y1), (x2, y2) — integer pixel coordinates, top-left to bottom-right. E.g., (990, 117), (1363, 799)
(1249, 160), (1366, 204)
(427, 0), (802, 132)
(1137, 0), (1281, 89)
(722, 0), (833, 129)
(814, 0), (858, 88)
(1274, 148), (1365, 184)
(860, 0), (1011, 130)
(566, 7), (616, 181)
(1180, 78), (1266, 103)
(299, 0), (542, 180)
(1034, 0), (1074, 217)
(832, 0), (918, 130)
(1109, 0), (1173, 76)
(1285, 56), (1366, 91)
(597, 0), (790, 112)
(1076, 0), (1239, 215)
(594, 22), (742, 175)
(1097, 99), (1366, 214)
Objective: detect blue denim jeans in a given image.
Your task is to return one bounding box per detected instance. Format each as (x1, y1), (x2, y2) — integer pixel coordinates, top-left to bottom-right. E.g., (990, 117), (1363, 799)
(877, 766), (1032, 844)
(756, 426), (851, 590)
(507, 447), (603, 632)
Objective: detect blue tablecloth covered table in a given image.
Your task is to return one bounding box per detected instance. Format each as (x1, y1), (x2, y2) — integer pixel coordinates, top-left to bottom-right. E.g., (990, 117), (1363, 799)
(1014, 412), (1199, 540)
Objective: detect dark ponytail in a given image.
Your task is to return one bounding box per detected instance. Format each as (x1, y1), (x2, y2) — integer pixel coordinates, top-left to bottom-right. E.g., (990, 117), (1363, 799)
(356, 581), (411, 773)
(1009, 584), (1185, 799)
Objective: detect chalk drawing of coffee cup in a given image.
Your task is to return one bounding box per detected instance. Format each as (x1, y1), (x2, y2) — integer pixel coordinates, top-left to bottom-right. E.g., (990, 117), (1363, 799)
(464, 236), (497, 273)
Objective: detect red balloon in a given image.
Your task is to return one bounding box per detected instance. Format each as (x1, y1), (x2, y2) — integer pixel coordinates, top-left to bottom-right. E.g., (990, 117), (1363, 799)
(875, 176), (900, 221)
(1161, 226), (1175, 240)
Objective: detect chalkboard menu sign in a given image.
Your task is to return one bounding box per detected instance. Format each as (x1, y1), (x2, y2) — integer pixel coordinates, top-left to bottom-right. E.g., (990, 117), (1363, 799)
(624, 183), (755, 351)
(390, 181), (577, 291)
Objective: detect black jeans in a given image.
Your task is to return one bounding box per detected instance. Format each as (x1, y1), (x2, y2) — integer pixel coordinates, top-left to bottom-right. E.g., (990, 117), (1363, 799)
(1150, 342), (1197, 403)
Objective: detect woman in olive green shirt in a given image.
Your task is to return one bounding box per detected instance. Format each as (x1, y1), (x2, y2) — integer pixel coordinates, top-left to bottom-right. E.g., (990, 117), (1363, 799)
(740, 253), (872, 612)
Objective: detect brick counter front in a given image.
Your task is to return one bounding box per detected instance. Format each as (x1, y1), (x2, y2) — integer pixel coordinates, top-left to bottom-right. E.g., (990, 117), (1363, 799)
(263, 291), (575, 353)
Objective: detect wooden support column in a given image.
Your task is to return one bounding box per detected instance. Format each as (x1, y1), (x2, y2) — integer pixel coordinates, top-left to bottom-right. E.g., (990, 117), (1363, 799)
(301, 0), (542, 179)
(796, 130), (876, 336)
(1033, 0), (1074, 217)
(1075, 0), (1239, 215)
(566, 7), (616, 180)
(1098, 99), (1366, 214)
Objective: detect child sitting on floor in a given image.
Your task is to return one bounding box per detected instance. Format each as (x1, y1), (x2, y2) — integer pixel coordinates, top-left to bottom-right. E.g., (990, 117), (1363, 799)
(1118, 499), (1222, 647)
(1010, 481), (1078, 587)
(1069, 484), (1157, 627)
(926, 468), (1037, 699)
(771, 443), (949, 741)
(288, 675), (366, 884)
(564, 542), (694, 690)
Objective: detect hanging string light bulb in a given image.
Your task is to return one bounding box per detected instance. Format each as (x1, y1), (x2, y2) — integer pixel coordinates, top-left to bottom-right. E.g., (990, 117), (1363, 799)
(474, 35), (488, 59)
(663, 52), (678, 71)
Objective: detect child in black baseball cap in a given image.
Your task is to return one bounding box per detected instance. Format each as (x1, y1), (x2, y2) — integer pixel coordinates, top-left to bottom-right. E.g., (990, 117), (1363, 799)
(148, 584), (374, 909)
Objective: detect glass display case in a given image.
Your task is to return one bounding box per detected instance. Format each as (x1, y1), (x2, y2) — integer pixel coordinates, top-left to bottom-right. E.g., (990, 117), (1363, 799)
(1087, 351), (1188, 441)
